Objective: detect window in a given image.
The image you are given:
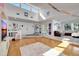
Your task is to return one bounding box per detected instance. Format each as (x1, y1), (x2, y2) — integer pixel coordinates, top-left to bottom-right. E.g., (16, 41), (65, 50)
(74, 23), (79, 31)
(11, 3), (20, 8)
(42, 9), (50, 16)
(21, 3), (30, 11)
(32, 7), (38, 13)
(11, 3), (39, 13)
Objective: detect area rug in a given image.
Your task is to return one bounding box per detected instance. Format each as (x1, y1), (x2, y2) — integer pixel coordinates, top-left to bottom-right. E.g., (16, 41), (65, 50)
(20, 42), (51, 56)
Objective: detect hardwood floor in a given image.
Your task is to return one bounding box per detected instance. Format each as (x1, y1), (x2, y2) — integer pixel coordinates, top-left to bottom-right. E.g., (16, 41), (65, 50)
(7, 36), (79, 56)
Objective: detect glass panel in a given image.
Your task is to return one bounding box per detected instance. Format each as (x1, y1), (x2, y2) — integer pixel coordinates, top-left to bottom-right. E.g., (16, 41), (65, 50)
(32, 7), (38, 13)
(42, 9), (50, 16)
(64, 24), (71, 31)
(11, 3), (20, 7)
(21, 3), (30, 11)
(74, 23), (79, 32)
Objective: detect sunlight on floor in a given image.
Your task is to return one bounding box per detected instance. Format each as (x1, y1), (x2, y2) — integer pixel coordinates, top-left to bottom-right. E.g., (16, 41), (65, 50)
(43, 38), (70, 56)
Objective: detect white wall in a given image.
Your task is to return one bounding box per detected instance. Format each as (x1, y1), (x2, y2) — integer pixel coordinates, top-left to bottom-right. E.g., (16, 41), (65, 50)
(8, 20), (36, 36)
(4, 3), (40, 36)
(39, 20), (53, 36)
(39, 20), (63, 36)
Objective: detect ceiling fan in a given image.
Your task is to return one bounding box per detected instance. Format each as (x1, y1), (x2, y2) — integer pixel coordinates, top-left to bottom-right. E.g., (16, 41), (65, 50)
(48, 3), (79, 17)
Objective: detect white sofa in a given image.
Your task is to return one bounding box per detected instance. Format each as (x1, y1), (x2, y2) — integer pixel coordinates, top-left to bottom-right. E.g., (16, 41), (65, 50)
(72, 32), (79, 38)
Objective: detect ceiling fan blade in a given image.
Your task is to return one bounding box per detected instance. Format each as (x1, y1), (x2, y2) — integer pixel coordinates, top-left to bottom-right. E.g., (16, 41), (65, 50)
(48, 3), (60, 12)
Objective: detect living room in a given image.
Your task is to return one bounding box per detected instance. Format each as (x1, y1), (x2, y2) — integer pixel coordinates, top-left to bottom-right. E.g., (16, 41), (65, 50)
(0, 3), (79, 56)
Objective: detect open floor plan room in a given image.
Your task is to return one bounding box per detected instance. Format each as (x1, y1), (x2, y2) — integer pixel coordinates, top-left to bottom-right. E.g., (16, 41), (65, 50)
(0, 3), (79, 56)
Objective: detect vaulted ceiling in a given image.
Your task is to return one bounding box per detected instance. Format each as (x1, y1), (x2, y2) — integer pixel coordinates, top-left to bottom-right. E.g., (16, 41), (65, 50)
(30, 3), (79, 22)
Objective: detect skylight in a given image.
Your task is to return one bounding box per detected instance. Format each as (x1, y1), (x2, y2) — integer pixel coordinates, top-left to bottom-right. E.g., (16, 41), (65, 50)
(11, 3), (20, 8)
(42, 9), (50, 17)
(20, 3), (39, 14)
(31, 7), (38, 13)
(21, 3), (31, 11)
(12, 3), (39, 13)
(11, 3), (49, 21)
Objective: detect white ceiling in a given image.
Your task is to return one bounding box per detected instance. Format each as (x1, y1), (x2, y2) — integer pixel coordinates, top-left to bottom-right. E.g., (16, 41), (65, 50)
(30, 3), (79, 22)
(30, 3), (79, 14)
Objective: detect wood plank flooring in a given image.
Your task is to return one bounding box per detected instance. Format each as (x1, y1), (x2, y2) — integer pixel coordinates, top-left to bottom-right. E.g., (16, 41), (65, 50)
(7, 36), (79, 56)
